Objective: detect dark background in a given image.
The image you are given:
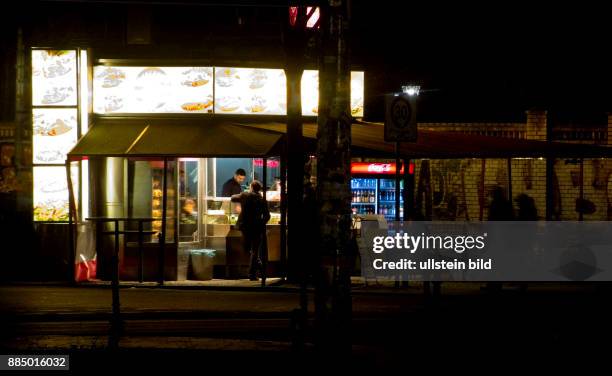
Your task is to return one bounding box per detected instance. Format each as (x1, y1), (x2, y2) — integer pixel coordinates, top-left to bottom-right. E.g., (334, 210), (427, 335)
(0, 1), (609, 123)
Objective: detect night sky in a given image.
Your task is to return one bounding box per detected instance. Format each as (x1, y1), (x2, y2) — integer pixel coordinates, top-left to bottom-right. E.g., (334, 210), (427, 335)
(2, 1), (610, 124)
(352, 2), (610, 123)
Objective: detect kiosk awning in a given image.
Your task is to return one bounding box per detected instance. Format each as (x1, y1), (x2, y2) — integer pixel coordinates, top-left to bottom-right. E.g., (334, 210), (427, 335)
(68, 118), (285, 159)
(69, 118), (612, 160)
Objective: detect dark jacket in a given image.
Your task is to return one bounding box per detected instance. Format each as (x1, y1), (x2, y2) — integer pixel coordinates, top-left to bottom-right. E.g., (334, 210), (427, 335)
(222, 178), (243, 196)
(231, 192), (270, 233)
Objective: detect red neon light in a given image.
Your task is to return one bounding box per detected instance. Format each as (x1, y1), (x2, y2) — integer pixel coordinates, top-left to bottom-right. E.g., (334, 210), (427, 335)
(351, 162), (404, 175)
(289, 6), (298, 26)
(351, 162), (415, 175)
(253, 159), (280, 168)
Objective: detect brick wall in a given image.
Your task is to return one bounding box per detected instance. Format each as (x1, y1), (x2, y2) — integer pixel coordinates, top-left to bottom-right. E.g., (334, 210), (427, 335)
(0, 122), (17, 194)
(406, 110), (612, 221)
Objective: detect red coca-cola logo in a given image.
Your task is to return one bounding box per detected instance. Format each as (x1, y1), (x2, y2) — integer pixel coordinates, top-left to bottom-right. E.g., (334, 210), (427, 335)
(367, 163), (391, 173)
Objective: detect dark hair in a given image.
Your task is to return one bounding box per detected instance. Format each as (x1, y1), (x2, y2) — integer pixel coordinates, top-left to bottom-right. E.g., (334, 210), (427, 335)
(250, 180), (262, 193)
(235, 168), (246, 176)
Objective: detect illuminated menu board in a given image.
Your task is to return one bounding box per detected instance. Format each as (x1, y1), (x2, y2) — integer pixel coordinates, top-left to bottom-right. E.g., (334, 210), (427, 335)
(214, 67), (287, 115)
(301, 70), (364, 117)
(32, 50), (78, 106)
(33, 109), (78, 165)
(33, 166), (78, 222)
(32, 49), (84, 222)
(94, 66), (214, 113)
(93, 66), (364, 117)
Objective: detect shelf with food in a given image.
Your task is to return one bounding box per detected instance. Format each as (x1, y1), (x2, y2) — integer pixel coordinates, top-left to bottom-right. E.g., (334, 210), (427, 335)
(268, 212), (281, 225)
(265, 191), (281, 201)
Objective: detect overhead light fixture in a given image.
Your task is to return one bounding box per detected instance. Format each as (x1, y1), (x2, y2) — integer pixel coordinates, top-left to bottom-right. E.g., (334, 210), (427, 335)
(402, 85), (420, 96)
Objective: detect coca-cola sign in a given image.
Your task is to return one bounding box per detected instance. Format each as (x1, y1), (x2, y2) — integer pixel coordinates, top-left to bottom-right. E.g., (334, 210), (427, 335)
(351, 162), (404, 175)
(368, 163), (391, 173)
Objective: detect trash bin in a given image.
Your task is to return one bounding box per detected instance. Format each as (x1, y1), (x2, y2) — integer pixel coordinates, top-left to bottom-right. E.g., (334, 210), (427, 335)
(190, 249), (215, 280)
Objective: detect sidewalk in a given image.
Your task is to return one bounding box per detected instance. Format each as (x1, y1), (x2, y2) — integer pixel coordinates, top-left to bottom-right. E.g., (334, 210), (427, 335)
(5, 276), (600, 294)
(2, 283), (610, 363)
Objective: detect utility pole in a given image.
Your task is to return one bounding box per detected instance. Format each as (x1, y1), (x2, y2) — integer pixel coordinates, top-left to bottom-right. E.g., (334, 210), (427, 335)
(314, 0), (352, 354)
(285, 5), (311, 283)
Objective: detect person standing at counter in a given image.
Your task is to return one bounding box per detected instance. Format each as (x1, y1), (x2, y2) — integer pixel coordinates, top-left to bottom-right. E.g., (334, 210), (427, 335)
(222, 168), (246, 196)
(231, 180), (271, 281)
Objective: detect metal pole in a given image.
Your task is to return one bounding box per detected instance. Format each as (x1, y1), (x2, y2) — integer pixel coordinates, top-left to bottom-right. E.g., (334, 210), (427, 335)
(284, 6), (307, 282)
(280, 153), (287, 279)
(579, 158), (584, 221)
(404, 159), (415, 220)
(109, 219), (122, 348)
(546, 157), (554, 220)
(395, 142), (401, 222)
(159, 158), (168, 285)
(479, 159), (486, 221)
(507, 158), (512, 202)
(262, 157), (268, 287)
(138, 219), (144, 283)
(66, 160), (77, 284)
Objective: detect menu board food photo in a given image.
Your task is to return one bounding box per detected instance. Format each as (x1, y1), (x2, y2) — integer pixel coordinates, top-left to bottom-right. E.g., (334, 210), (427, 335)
(32, 50), (78, 106)
(32, 109), (78, 165)
(214, 67), (287, 115)
(94, 66), (214, 114)
(33, 166), (78, 222)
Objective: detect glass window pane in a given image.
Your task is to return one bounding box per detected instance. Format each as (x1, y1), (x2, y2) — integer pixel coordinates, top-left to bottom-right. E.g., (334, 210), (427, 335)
(32, 50), (77, 106)
(216, 158), (251, 197)
(32, 109), (77, 164)
(179, 159), (199, 242)
(150, 160), (176, 243)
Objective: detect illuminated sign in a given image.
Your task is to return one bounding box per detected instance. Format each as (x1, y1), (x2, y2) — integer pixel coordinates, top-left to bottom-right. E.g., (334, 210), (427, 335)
(33, 166), (78, 222)
(93, 65), (364, 117)
(33, 109), (78, 164)
(94, 66), (214, 114)
(214, 67), (287, 115)
(351, 162), (414, 175)
(32, 50), (77, 106)
(301, 70), (364, 117)
(253, 159), (280, 168)
(32, 49), (85, 222)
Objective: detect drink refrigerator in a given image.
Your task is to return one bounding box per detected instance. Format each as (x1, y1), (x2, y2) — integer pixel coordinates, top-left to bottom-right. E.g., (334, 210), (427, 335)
(350, 162), (405, 221)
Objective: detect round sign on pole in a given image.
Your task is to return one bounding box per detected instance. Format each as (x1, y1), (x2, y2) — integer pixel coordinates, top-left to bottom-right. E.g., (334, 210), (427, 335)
(385, 93), (417, 142)
(390, 97), (413, 129)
